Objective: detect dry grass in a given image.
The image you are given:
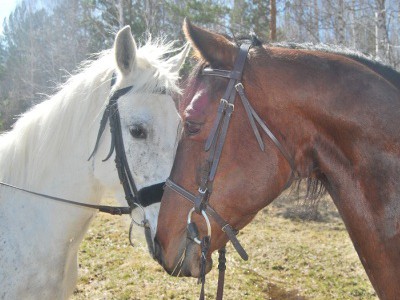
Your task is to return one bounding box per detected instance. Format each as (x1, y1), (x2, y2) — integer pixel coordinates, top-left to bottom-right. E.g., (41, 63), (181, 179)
(72, 192), (377, 300)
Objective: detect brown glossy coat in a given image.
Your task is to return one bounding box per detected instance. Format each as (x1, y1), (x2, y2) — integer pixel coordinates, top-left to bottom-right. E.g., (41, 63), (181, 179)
(155, 20), (400, 300)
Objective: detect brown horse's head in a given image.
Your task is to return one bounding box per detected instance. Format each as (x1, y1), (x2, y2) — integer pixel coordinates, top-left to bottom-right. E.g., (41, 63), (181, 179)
(153, 20), (294, 277)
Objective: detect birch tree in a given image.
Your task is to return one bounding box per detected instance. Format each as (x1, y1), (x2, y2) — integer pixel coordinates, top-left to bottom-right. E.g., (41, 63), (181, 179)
(375, 0), (388, 60)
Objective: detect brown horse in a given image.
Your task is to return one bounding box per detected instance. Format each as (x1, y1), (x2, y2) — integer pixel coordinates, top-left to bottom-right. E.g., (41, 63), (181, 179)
(154, 20), (400, 300)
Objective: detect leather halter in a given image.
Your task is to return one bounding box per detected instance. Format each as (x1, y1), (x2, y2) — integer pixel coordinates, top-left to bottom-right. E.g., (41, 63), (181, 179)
(165, 43), (295, 298)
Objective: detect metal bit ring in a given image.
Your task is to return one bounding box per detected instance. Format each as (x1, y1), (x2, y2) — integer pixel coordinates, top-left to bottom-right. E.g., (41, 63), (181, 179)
(187, 207), (212, 245)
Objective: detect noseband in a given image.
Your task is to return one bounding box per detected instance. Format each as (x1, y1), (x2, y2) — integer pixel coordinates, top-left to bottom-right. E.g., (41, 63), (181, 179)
(165, 43), (295, 299)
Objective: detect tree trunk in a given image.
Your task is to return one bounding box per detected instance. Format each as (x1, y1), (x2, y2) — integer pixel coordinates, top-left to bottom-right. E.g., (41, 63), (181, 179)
(375, 0), (387, 60)
(337, 0), (346, 44)
(270, 0), (277, 41)
(117, 0), (125, 28)
(313, 0), (320, 42)
(350, 0), (357, 48)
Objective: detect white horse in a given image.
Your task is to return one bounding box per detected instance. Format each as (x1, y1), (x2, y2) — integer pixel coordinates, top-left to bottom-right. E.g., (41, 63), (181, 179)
(0, 26), (188, 299)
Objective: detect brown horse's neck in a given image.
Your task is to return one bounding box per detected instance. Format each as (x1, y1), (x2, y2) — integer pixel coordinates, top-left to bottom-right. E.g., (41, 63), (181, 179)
(251, 47), (400, 299)
(250, 48), (400, 177)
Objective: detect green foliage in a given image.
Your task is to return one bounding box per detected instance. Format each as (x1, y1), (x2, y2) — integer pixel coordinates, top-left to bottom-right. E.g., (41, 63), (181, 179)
(166, 0), (229, 27)
(230, 0), (269, 40)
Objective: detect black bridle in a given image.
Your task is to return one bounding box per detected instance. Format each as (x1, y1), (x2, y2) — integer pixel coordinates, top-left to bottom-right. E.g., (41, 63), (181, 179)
(0, 73), (154, 251)
(88, 73), (138, 210)
(165, 43), (295, 299)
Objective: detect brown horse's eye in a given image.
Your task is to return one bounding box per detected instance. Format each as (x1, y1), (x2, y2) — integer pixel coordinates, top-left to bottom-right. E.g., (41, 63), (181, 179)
(185, 121), (202, 136)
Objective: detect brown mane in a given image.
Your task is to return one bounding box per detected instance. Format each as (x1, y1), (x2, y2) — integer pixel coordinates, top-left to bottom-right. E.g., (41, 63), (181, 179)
(270, 42), (400, 89)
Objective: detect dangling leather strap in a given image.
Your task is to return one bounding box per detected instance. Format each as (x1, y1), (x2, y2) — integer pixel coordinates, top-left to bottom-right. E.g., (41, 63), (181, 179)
(216, 247), (227, 300)
(198, 236), (210, 300)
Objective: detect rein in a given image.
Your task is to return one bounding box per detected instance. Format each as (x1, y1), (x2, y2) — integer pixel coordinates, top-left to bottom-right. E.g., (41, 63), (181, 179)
(0, 181), (132, 215)
(166, 43), (295, 299)
(0, 73), (153, 250)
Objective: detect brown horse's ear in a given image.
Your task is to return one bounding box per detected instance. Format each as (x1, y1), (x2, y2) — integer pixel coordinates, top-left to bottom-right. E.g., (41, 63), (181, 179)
(183, 18), (237, 68)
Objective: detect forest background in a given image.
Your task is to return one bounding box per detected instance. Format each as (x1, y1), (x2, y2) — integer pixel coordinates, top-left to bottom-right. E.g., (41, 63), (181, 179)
(0, 0), (399, 130)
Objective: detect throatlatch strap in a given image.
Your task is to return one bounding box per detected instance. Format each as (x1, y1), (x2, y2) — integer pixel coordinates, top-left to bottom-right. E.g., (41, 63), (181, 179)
(235, 83), (295, 170)
(236, 83), (265, 151)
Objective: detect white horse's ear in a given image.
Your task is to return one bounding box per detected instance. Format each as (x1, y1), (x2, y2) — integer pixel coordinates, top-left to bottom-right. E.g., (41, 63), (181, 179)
(167, 43), (191, 74)
(114, 25), (137, 76)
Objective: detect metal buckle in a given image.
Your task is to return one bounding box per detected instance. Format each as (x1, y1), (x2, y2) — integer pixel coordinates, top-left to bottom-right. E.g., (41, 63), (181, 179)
(187, 207), (212, 245)
(220, 98), (234, 111)
(220, 98), (228, 106)
(198, 186), (207, 194)
(235, 82), (244, 92)
(221, 224), (239, 235)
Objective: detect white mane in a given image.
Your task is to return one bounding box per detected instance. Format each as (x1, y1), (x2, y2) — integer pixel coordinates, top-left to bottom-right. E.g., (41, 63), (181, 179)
(0, 39), (181, 187)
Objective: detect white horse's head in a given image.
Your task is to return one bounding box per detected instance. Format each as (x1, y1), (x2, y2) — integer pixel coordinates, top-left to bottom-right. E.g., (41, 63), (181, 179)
(91, 26), (189, 243)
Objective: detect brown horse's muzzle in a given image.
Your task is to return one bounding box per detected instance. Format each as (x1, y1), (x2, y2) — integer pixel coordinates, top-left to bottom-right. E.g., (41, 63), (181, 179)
(153, 235), (213, 278)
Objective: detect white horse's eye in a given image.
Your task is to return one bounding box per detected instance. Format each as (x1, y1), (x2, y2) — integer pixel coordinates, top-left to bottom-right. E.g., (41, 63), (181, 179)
(129, 124), (147, 139)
